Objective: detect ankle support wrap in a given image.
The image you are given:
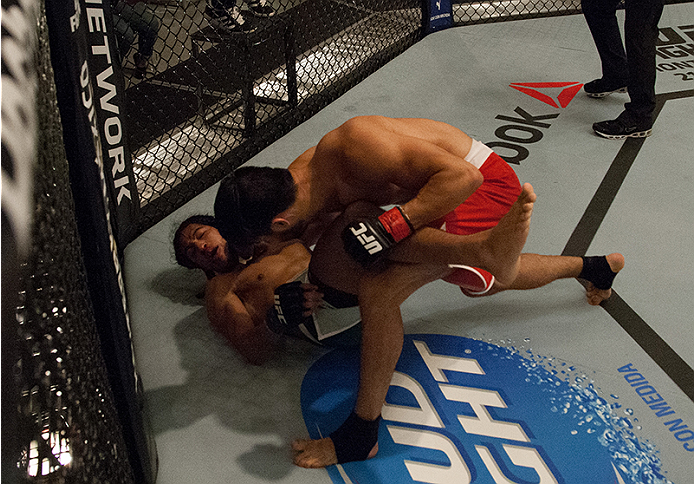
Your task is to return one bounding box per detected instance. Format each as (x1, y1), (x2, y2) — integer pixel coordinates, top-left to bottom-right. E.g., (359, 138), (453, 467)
(579, 256), (617, 290)
(330, 412), (381, 463)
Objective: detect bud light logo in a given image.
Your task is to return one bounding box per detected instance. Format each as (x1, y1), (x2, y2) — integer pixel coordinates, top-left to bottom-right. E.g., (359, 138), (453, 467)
(300, 334), (673, 483)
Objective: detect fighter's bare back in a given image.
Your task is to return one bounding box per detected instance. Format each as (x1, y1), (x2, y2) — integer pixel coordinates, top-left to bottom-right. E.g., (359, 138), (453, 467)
(289, 116), (480, 226)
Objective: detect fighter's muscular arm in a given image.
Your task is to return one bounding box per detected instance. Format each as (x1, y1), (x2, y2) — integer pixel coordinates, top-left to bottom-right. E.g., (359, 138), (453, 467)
(320, 116), (483, 228)
(205, 276), (278, 366)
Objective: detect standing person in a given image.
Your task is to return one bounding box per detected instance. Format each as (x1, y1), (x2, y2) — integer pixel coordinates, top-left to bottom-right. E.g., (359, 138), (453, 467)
(111, 0), (161, 79)
(582, 0), (665, 139)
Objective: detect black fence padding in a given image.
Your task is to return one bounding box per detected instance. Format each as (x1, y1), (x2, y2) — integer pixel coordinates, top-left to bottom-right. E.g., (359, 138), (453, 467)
(6, 3), (137, 482)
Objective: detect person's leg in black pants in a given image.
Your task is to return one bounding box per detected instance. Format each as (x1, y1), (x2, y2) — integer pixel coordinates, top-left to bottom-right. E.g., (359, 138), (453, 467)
(622, 0), (664, 124)
(583, 0), (665, 138)
(582, 0), (629, 91)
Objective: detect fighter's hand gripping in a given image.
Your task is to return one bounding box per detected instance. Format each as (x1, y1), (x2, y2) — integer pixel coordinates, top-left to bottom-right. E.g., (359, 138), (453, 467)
(266, 281), (313, 334)
(341, 206), (414, 267)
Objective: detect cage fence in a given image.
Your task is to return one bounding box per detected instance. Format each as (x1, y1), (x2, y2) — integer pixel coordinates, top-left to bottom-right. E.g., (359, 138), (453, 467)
(119, 0), (423, 237)
(117, 0), (638, 241)
(6, 2), (137, 483)
(453, 0), (582, 24)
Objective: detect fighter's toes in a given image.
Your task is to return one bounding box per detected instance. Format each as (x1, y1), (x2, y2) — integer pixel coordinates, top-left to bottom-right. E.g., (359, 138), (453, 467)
(585, 282), (612, 306)
(520, 183), (537, 205)
(294, 453), (329, 469)
(291, 439), (310, 452)
(516, 184), (536, 221)
(292, 438), (338, 468)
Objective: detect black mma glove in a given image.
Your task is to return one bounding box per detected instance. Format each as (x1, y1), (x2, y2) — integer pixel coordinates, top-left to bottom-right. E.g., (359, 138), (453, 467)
(266, 281), (312, 335)
(342, 206), (414, 267)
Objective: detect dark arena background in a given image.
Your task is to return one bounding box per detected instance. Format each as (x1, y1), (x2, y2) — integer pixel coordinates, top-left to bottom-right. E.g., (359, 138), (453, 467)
(2, 0), (693, 483)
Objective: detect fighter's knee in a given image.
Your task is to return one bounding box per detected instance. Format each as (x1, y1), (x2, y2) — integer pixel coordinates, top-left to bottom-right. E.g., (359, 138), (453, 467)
(358, 273), (401, 307)
(358, 272), (387, 296)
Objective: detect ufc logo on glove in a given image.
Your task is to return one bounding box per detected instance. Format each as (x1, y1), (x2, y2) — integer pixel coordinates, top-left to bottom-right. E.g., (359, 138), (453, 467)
(274, 295), (289, 326)
(349, 223), (384, 255)
(342, 207), (414, 267)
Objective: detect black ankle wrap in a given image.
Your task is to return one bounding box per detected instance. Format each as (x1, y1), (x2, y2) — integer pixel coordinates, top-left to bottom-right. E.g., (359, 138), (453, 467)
(330, 412), (381, 463)
(579, 256), (617, 290)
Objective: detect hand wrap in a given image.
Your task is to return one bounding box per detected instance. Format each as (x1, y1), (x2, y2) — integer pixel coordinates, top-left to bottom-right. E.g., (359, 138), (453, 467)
(330, 412), (381, 463)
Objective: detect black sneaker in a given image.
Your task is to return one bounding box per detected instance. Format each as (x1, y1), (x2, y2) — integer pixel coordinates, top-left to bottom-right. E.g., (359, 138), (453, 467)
(205, 4), (256, 33)
(248, 0), (275, 17)
(584, 78), (628, 98)
(592, 114), (653, 139)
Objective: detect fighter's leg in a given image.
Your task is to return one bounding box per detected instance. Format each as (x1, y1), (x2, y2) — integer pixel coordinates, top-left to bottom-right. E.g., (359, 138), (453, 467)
(308, 202), (374, 295)
(388, 183), (536, 285)
(294, 203), (449, 468)
(461, 252), (625, 305)
(293, 260), (447, 468)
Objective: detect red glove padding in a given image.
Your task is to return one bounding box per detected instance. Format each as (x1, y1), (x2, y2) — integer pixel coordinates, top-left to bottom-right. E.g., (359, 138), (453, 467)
(377, 206), (415, 242)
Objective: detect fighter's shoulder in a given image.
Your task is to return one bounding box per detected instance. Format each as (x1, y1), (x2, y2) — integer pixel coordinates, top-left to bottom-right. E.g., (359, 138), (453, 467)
(316, 117), (389, 161)
(205, 271), (241, 300)
(279, 239), (312, 256)
(334, 115), (387, 138)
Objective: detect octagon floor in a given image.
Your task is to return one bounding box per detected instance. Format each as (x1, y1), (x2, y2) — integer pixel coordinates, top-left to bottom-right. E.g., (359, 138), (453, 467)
(124, 4), (694, 483)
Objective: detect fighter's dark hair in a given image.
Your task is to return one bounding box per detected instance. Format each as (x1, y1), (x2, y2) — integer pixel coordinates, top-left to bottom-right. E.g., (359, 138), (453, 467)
(173, 214), (217, 269)
(214, 166), (297, 247)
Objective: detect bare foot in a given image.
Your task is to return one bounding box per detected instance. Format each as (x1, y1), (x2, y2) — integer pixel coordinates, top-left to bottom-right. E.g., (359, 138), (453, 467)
(292, 438), (338, 468)
(292, 437), (378, 468)
(586, 252), (625, 305)
(478, 183), (536, 285)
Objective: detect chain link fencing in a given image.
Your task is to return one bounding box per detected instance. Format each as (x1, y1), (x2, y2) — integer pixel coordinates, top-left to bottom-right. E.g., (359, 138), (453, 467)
(4, 2), (137, 482)
(120, 0), (423, 237)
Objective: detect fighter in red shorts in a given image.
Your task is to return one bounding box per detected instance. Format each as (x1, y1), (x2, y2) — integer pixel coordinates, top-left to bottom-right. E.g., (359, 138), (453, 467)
(213, 116), (623, 468)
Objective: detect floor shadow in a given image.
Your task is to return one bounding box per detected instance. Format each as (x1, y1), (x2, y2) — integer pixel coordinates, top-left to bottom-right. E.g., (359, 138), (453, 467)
(143, 307), (328, 478)
(149, 265), (207, 306)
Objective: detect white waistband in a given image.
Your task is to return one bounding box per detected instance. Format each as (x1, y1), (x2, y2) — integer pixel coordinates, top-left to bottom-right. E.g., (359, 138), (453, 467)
(464, 139), (493, 169)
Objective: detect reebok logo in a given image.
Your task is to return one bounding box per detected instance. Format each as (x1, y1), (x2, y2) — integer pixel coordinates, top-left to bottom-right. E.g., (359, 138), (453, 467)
(486, 81), (581, 164)
(487, 107), (559, 165)
(510, 82), (583, 108)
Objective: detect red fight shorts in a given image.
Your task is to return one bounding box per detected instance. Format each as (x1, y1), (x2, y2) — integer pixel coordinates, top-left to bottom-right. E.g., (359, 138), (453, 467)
(433, 140), (521, 294)
(432, 140), (521, 236)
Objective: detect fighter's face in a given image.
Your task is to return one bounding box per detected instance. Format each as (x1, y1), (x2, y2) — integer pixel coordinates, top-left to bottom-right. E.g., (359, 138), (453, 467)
(180, 223), (231, 273)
